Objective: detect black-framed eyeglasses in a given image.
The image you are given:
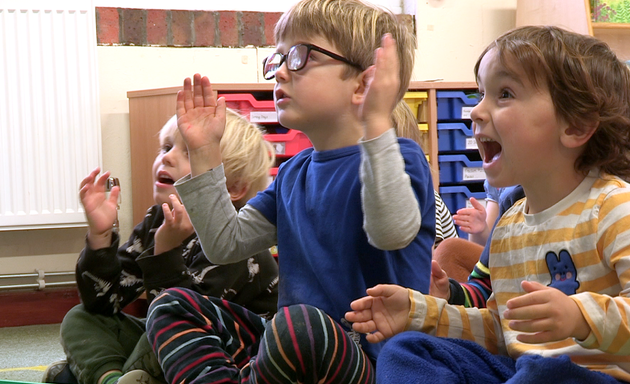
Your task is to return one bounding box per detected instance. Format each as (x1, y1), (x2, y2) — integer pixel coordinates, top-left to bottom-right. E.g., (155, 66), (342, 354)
(262, 43), (363, 80)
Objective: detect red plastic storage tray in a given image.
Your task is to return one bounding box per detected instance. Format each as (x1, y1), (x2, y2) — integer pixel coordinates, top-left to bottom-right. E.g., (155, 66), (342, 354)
(219, 93), (277, 124)
(264, 129), (312, 157)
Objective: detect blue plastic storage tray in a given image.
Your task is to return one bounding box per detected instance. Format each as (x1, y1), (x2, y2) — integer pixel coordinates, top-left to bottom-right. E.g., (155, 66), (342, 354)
(437, 91), (480, 120)
(437, 122), (477, 152)
(439, 154), (485, 184)
(439, 184), (486, 214)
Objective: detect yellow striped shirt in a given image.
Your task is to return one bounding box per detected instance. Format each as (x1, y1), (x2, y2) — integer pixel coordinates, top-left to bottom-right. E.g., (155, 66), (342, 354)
(407, 173), (630, 381)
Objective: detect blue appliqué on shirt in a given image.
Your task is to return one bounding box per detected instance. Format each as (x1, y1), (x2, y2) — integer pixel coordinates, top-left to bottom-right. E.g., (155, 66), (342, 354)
(545, 249), (580, 295)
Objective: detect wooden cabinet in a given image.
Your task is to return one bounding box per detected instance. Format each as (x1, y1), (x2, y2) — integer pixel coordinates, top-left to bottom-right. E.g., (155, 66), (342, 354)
(592, 23), (630, 60)
(128, 81), (477, 224)
(127, 84), (273, 224)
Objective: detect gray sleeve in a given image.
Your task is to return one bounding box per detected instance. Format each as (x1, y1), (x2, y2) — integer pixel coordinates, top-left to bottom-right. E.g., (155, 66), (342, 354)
(359, 128), (421, 250)
(175, 165), (277, 264)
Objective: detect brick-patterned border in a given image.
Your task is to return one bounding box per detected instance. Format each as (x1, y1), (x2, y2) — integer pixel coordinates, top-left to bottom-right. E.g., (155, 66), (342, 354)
(96, 8), (281, 47)
(96, 7), (414, 48)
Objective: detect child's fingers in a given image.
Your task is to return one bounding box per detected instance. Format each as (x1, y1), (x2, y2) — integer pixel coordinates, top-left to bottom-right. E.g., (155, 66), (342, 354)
(349, 297), (373, 311)
(216, 97), (227, 120)
(169, 194), (183, 208)
(169, 195), (185, 222)
(193, 74), (204, 108)
(176, 90), (186, 119)
(201, 76), (216, 108)
(351, 319), (377, 334)
(365, 284), (398, 298)
(107, 186), (120, 205)
(345, 308), (375, 323)
(162, 202), (174, 222)
(469, 197), (485, 211)
(95, 171), (112, 192)
(505, 291), (548, 311)
(79, 168), (100, 190)
(374, 34), (398, 79)
(365, 331), (387, 344)
(182, 77), (194, 112)
(431, 260), (447, 279)
(380, 33), (397, 68)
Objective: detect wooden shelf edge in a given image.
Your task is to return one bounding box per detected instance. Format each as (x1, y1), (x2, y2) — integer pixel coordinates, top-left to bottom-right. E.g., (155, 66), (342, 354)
(592, 22), (630, 30)
(127, 83), (275, 98)
(409, 81), (477, 89)
(127, 81), (478, 99)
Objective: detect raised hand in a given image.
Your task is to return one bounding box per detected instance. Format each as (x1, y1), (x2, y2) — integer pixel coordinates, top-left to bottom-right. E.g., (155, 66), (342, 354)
(176, 74), (227, 176)
(453, 197), (488, 235)
(79, 168), (120, 249)
(154, 194), (195, 255)
(345, 284), (410, 343)
(359, 33), (400, 140)
(429, 260), (451, 300)
(503, 280), (590, 343)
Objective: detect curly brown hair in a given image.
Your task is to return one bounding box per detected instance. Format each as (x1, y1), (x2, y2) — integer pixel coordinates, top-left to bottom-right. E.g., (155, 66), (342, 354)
(474, 25), (630, 179)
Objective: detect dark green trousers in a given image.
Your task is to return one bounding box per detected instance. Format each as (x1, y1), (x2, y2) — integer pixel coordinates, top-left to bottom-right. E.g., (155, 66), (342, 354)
(60, 304), (164, 384)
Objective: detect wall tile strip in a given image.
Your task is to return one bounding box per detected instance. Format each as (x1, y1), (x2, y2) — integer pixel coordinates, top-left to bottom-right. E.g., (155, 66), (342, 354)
(95, 7), (413, 48)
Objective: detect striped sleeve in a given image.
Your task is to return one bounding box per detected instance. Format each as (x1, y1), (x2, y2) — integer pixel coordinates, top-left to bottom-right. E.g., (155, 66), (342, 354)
(434, 191), (458, 248)
(572, 186), (630, 354)
(406, 289), (503, 353)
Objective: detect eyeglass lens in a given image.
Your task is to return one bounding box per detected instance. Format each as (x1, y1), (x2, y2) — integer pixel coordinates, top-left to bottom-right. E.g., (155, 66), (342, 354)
(288, 45), (307, 71)
(264, 45), (310, 80)
(264, 54), (283, 80)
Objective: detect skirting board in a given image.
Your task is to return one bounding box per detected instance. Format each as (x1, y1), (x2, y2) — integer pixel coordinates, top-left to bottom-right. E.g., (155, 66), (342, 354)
(0, 288), (148, 328)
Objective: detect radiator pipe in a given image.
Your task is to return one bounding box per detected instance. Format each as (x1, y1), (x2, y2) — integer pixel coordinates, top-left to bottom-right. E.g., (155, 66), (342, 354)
(0, 270), (76, 291)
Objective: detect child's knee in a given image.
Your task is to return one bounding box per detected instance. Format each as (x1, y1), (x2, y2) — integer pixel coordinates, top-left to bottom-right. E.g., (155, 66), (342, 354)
(271, 304), (329, 342)
(60, 303), (96, 337)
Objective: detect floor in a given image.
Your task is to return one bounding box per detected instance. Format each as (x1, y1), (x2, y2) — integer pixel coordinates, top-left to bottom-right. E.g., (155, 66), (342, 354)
(0, 324), (65, 383)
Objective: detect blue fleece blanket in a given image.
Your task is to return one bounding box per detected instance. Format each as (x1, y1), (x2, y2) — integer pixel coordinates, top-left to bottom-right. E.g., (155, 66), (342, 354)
(375, 333), (626, 384)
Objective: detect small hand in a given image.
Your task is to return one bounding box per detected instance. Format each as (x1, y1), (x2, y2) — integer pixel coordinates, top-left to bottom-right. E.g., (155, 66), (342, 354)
(79, 168), (120, 248)
(176, 74), (226, 176)
(453, 197), (487, 234)
(503, 281), (590, 343)
(154, 194), (195, 255)
(345, 284), (410, 343)
(429, 260), (451, 300)
(359, 33), (400, 140)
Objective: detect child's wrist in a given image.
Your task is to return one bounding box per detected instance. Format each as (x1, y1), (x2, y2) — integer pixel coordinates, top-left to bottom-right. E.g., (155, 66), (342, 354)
(189, 148), (221, 177)
(363, 117), (392, 140)
(87, 229), (113, 250)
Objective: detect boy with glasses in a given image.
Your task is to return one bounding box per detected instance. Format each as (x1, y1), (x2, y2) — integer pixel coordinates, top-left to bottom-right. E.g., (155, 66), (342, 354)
(145, 0), (436, 383)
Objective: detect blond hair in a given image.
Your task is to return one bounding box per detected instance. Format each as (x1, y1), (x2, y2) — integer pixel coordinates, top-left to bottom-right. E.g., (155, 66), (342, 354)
(162, 110), (275, 194)
(274, 0), (415, 102)
(391, 100), (423, 146)
(222, 109), (275, 194)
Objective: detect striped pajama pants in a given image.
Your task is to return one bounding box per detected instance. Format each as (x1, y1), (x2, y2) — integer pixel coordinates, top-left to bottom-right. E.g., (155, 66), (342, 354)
(146, 287), (375, 384)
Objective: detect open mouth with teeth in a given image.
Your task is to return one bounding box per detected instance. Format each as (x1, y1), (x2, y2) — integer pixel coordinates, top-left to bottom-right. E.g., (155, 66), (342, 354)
(477, 137), (502, 165)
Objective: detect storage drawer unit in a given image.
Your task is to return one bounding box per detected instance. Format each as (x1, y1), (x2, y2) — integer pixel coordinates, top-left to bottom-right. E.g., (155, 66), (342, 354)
(437, 122), (477, 152)
(220, 93), (277, 124)
(436, 91), (480, 120)
(438, 154), (485, 184)
(263, 129), (312, 158)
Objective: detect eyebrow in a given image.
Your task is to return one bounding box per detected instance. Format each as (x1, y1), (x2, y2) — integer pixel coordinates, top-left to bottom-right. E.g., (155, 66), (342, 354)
(495, 69), (524, 86)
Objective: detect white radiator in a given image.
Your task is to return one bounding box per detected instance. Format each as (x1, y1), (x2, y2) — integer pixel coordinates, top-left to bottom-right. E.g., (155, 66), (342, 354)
(0, 1), (101, 230)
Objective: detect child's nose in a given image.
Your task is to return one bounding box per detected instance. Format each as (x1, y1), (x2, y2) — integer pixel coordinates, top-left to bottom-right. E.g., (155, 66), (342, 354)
(162, 151), (175, 166)
(470, 100), (485, 125)
(274, 61), (290, 82)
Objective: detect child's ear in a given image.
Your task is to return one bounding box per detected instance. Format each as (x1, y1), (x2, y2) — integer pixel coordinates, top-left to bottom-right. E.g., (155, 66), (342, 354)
(227, 180), (249, 203)
(351, 67), (373, 106)
(561, 118), (599, 149)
